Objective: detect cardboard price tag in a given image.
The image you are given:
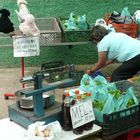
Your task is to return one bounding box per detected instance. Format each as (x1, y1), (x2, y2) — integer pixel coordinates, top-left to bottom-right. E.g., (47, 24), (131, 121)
(70, 100), (95, 129)
(13, 36), (40, 57)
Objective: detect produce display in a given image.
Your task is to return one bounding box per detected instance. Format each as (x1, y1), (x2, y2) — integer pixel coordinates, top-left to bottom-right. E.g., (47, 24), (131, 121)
(61, 73), (139, 135)
(62, 12), (89, 31)
(80, 74), (138, 122)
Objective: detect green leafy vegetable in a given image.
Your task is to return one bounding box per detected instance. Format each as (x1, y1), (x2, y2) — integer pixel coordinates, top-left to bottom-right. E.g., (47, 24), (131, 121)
(126, 99), (135, 108)
(93, 100), (105, 111)
(94, 80), (102, 86)
(108, 89), (122, 99)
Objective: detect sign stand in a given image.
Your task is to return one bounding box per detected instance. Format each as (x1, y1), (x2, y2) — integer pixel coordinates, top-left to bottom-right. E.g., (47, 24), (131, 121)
(21, 57), (25, 88)
(12, 36), (40, 88)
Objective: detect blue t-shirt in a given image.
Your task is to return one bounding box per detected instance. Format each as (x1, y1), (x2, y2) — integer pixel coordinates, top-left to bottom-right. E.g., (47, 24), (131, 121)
(97, 32), (140, 62)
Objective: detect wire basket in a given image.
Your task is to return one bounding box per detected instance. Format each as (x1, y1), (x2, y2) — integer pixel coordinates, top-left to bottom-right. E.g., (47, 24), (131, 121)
(35, 17), (61, 45)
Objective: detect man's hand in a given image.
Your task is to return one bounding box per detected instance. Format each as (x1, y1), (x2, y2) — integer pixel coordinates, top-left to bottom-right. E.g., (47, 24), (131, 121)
(86, 69), (92, 75)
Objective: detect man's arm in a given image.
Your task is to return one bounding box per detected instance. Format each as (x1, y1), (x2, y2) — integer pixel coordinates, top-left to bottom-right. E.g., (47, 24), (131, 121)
(87, 52), (114, 74)
(105, 60), (114, 66)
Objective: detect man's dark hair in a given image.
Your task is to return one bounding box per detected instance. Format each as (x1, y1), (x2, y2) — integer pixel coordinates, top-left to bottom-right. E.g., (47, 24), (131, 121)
(90, 25), (109, 43)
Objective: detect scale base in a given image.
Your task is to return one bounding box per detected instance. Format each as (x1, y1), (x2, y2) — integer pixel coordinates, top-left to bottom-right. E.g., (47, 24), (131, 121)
(8, 102), (62, 129)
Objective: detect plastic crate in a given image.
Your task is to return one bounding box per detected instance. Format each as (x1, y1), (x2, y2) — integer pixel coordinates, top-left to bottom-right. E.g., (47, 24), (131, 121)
(58, 18), (91, 42)
(126, 128), (140, 140)
(113, 128), (140, 140)
(105, 14), (138, 38)
(40, 61), (84, 84)
(128, 77), (140, 101)
(95, 80), (140, 139)
(35, 18), (61, 45)
(41, 61), (64, 72)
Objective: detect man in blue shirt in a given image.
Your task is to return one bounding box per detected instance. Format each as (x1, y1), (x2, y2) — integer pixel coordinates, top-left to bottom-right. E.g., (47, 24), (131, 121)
(87, 25), (140, 82)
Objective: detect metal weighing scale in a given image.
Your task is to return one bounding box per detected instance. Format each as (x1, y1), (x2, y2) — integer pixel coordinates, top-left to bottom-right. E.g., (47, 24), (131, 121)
(8, 63), (83, 128)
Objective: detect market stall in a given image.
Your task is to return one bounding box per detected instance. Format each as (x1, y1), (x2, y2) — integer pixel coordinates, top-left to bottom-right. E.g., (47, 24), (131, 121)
(0, 118), (102, 140)
(4, 1), (140, 140)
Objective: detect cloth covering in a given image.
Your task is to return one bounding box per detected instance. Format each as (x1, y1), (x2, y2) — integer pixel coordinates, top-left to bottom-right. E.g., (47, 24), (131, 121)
(0, 9), (14, 33)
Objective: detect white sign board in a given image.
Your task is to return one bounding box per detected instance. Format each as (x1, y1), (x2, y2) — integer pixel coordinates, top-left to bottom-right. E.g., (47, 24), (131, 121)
(70, 100), (95, 129)
(13, 36), (40, 57)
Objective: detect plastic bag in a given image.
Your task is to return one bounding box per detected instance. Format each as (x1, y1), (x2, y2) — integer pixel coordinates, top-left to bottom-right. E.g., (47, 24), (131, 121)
(64, 20), (77, 31)
(79, 73), (95, 92)
(80, 74), (108, 100)
(95, 18), (115, 32)
(118, 87), (138, 110)
(64, 12), (88, 31)
(103, 95), (116, 114)
(24, 121), (62, 140)
(77, 14), (88, 30)
(134, 10), (140, 24)
(93, 91), (115, 122)
(121, 7), (131, 17)
(93, 75), (107, 85)
(121, 7), (133, 23)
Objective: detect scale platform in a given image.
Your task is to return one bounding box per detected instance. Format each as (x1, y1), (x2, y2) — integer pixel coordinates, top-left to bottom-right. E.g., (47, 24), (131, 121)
(8, 101), (62, 129)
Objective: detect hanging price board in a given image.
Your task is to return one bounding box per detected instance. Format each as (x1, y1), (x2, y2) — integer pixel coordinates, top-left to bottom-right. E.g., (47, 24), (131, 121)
(13, 36), (40, 57)
(70, 100), (95, 129)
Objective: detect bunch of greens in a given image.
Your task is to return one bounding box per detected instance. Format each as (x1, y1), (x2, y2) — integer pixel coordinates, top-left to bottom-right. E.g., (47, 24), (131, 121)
(108, 89), (122, 99)
(126, 99), (135, 108)
(93, 100), (105, 111)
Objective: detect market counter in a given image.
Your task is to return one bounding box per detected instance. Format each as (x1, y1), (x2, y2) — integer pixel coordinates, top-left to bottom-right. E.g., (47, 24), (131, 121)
(0, 118), (102, 140)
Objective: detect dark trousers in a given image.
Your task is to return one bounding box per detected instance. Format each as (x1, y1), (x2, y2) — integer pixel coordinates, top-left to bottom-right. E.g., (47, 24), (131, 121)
(111, 54), (140, 82)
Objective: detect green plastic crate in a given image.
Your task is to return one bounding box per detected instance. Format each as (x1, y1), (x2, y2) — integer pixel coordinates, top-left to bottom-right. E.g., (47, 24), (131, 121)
(58, 18), (91, 42)
(95, 80), (140, 139)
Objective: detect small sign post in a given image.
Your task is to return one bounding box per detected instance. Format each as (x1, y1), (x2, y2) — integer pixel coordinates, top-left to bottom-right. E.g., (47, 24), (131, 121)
(13, 36), (40, 57)
(70, 100), (95, 129)
(13, 36), (40, 88)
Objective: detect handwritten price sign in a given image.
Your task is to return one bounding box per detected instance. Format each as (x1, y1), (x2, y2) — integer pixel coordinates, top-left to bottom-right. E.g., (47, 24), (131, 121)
(70, 100), (95, 129)
(13, 36), (40, 57)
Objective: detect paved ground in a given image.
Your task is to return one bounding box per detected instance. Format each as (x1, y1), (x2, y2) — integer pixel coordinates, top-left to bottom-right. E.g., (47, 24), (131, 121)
(0, 67), (41, 119)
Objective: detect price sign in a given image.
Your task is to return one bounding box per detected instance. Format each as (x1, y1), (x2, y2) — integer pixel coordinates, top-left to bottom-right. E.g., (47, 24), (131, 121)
(70, 100), (95, 129)
(13, 36), (40, 57)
